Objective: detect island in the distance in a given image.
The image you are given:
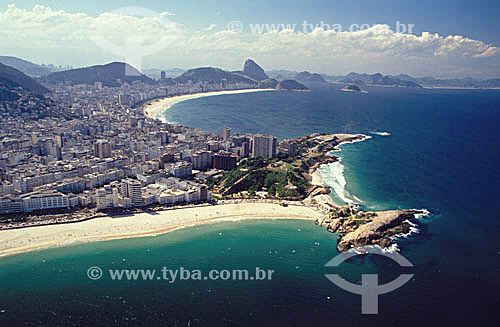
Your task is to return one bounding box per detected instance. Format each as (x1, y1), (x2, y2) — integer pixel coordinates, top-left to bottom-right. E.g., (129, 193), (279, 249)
(340, 84), (367, 93)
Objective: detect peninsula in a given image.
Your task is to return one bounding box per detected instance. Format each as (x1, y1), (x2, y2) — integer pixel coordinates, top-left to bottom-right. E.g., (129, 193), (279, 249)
(0, 58), (424, 258)
(208, 132), (425, 251)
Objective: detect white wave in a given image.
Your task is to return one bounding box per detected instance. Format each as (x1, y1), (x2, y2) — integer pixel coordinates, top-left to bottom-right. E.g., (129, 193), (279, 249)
(348, 244), (400, 254)
(319, 160), (357, 204)
(394, 219), (420, 239)
(413, 209), (431, 219)
(319, 135), (372, 205)
(370, 131), (391, 136)
(392, 209), (430, 239)
(352, 194), (364, 203)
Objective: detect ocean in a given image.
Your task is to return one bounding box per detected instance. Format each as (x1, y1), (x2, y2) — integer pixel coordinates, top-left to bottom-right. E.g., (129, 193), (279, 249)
(1, 83), (499, 325)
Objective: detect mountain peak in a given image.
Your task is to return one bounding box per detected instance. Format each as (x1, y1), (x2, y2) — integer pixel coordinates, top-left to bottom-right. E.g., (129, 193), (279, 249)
(243, 59), (269, 81)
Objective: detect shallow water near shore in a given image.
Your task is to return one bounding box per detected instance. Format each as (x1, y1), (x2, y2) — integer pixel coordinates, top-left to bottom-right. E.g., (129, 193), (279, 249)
(1, 84), (500, 325)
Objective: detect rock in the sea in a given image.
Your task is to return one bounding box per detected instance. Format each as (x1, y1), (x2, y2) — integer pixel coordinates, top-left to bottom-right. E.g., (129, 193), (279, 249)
(327, 218), (343, 233)
(276, 79), (309, 91)
(336, 210), (422, 252)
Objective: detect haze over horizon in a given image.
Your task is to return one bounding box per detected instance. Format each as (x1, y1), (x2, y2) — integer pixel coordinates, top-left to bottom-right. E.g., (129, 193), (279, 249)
(1, 0), (500, 79)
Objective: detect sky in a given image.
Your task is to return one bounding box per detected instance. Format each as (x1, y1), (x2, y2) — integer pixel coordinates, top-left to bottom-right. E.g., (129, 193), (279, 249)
(0, 0), (499, 78)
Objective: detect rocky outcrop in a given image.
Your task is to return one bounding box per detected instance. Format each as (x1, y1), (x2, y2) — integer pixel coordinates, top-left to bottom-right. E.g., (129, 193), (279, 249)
(243, 59), (269, 81)
(336, 209), (422, 252)
(276, 80), (309, 90)
(257, 78), (278, 89)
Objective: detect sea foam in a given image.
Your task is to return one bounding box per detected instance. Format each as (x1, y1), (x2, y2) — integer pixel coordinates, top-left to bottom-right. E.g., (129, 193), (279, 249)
(370, 131), (391, 136)
(319, 159), (357, 205)
(319, 135), (371, 205)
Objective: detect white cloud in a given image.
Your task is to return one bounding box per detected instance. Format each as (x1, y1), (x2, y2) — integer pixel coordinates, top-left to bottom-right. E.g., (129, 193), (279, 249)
(0, 4), (498, 77)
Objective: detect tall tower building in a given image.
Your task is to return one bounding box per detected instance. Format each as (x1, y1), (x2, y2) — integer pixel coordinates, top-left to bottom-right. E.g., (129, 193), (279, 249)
(94, 140), (112, 158)
(252, 134), (277, 159)
(120, 178), (144, 207)
(223, 126), (231, 142)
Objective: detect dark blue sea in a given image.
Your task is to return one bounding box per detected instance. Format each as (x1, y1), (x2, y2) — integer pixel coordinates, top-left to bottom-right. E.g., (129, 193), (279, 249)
(1, 83), (499, 326)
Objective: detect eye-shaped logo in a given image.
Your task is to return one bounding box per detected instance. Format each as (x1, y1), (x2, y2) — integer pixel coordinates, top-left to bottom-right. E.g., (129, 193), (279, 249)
(325, 247), (413, 314)
(89, 6), (177, 76)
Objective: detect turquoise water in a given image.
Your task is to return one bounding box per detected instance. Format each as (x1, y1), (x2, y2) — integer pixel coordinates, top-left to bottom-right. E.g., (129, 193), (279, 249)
(1, 84), (500, 325)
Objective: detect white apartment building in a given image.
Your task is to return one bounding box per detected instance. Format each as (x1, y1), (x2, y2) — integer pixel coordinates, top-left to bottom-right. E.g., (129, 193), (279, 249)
(21, 191), (71, 212)
(252, 134), (277, 159)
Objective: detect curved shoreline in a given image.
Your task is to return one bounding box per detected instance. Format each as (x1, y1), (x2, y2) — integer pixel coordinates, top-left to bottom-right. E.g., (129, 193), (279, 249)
(0, 203), (321, 259)
(142, 89), (276, 121)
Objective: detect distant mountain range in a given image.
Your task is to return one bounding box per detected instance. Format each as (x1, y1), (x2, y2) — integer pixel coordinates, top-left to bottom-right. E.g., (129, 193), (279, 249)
(0, 62), (48, 96)
(0, 56), (53, 77)
(167, 59), (307, 90)
(338, 72), (422, 88)
(4, 54), (497, 90)
(387, 74), (500, 88)
(39, 59), (308, 91)
(43, 62), (155, 87)
(269, 69), (500, 88)
(295, 71), (327, 83)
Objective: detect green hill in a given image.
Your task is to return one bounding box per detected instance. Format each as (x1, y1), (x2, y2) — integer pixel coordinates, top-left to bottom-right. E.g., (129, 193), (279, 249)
(0, 63), (48, 95)
(276, 79), (309, 90)
(295, 71), (327, 83)
(44, 62), (155, 87)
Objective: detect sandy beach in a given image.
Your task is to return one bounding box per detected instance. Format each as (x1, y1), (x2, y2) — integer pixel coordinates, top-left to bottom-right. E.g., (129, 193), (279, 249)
(143, 89), (276, 120)
(0, 203), (322, 258)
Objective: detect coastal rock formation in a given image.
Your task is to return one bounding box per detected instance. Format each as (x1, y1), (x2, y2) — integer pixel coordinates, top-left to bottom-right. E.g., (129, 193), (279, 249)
(327, 218), (342, 233)
(336, 209), (422, 252)
(276, 79), (309, 91)
(243, 59), (269, 81)
(341, 84), (362, 92)
(257, 78), (278, 89)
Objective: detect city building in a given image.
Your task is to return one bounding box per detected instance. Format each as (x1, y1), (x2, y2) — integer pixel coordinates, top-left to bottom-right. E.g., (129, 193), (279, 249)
(223, 126), (231, 142)
(212, 151), (238, 170)
(96, 186), (118, 210)
(0, 196), (24, 214)
(192, 151), (212, 170)
(94, 140), (112, 158)
(280, 140), (298, 157)
(21, 191), (71, 212)
(120, 178), (144, 207)
(167, 162), (193, 178)
(252, 134), (277, 158)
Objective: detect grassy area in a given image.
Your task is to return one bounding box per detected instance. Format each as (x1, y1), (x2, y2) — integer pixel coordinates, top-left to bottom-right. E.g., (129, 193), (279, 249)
(217, 156), (310, 199)
(211, 133), (360, 200)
